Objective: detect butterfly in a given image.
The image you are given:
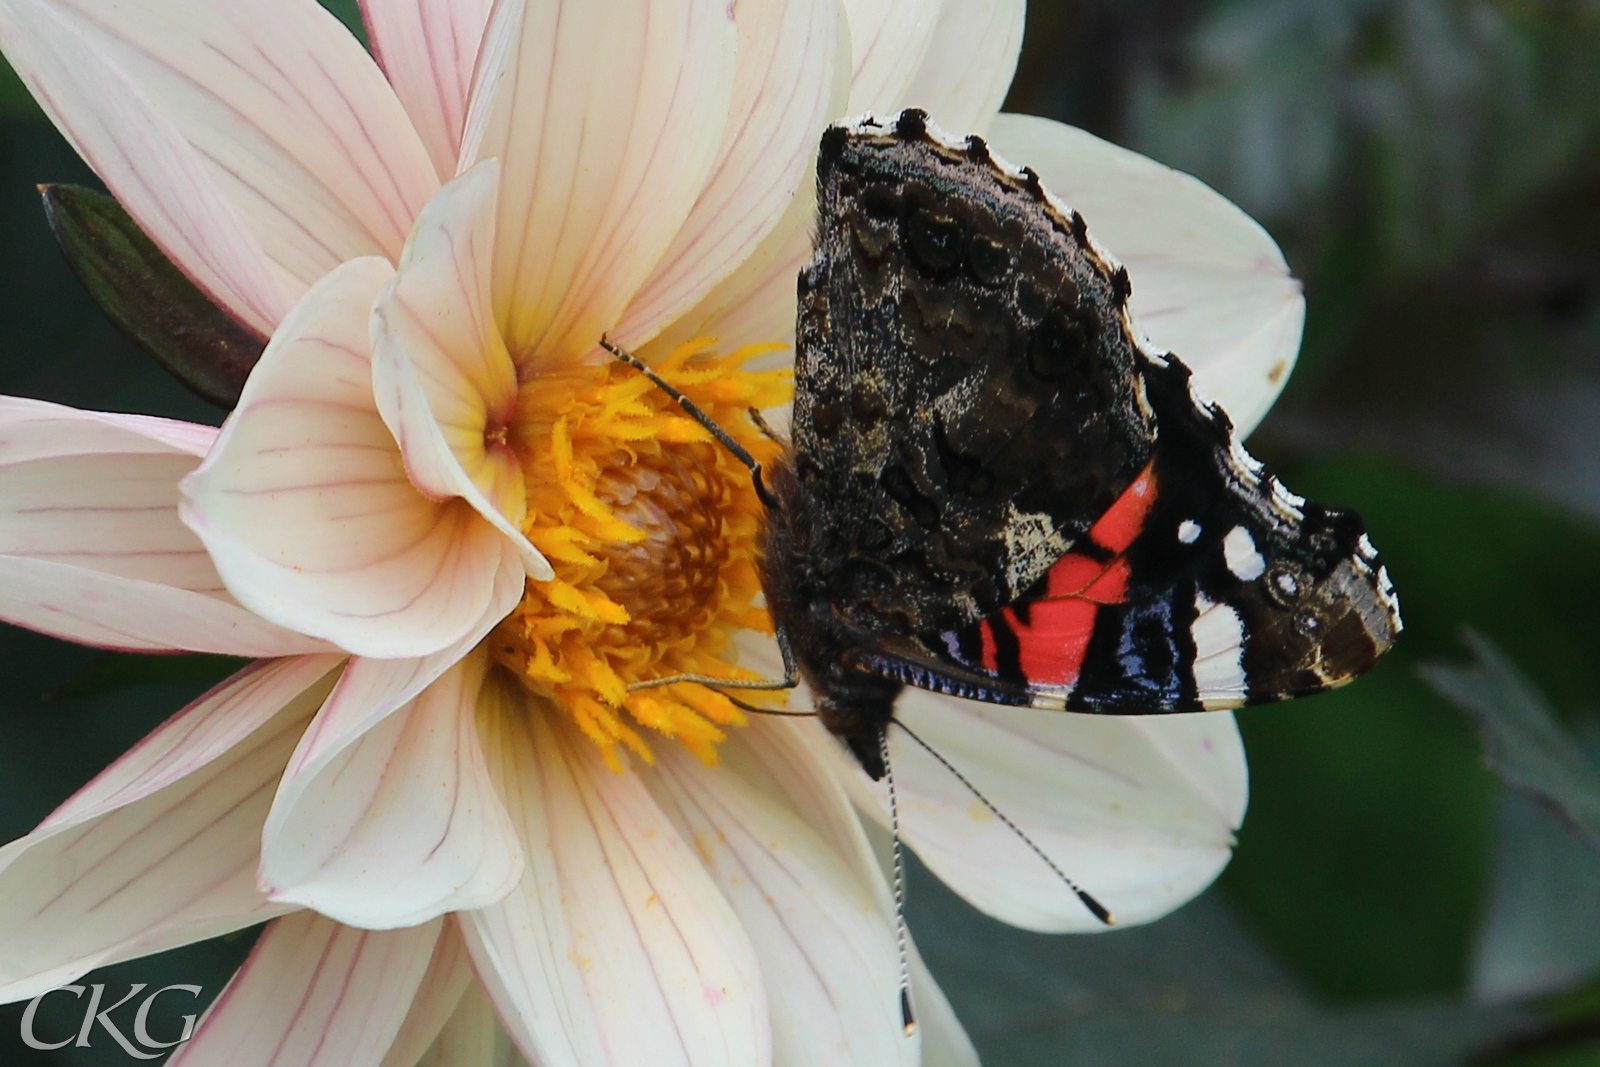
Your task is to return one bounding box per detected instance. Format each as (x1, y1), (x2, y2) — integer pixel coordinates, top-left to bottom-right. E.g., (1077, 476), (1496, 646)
(755, 109), (1401, 780)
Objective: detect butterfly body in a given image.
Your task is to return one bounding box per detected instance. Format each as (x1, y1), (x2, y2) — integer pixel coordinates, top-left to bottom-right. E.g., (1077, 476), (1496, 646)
(759, 111), (1401, 779)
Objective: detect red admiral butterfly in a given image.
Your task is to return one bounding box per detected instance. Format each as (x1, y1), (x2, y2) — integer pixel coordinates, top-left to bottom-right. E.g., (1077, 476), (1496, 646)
(754, 110), (1401, 779)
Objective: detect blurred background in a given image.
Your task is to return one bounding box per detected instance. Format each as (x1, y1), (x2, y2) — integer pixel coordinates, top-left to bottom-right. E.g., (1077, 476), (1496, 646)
(3, 0), (1600, 1063)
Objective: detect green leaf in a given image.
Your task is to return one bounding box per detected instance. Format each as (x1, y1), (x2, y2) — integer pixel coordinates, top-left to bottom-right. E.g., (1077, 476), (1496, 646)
(1422, 632), (1600, 851)
(40, 183), (263, 408)
(910, 863), (1532, 1067)
(1221, 457), (1600, 1002)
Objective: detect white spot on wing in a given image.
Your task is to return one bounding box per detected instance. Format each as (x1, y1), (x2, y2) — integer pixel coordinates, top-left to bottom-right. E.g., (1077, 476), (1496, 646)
(1192, 592), (1247, 708)
(1223, 526), (1267, 582)
(1178, 520), (1202, 544)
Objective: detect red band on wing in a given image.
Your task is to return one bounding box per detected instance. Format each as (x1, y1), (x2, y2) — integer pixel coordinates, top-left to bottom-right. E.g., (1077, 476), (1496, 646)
(979, 619), (1000, 673)
(1003, 599), (1097, 685)
(994, 464), (1157, 686)
(1088, 461), (1157, 554)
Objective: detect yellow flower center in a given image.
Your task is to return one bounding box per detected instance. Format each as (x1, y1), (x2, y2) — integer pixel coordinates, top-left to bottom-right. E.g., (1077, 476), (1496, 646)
(492, 339), (791, 767)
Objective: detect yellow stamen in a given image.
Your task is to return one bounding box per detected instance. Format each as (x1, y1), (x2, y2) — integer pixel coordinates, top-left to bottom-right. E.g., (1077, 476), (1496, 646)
(493, 338), (791, 766)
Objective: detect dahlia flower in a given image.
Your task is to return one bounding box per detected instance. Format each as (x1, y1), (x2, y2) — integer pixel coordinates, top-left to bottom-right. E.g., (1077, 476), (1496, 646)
(0, 0), (1300, 1063)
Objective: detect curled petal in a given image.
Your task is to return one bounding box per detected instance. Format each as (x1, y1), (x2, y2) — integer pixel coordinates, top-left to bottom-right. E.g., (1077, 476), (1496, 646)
(985, 114), (1305, 435)
(615, 0), (845, 347)
(460, 0), (737, 364)
(822, 687), (1247, 932)
(3, 0), (439, 311)
(840, 0), (940, 113)
(0, 1), (292, 333)
(363, 0), (496, 178)
(169, 913), (441, 1067)
(371, 161), (550, 580)
(463, 680), (767, 1067)
(262, 651), (524, 929)
(0, 657), (340, 1002)
(0, 397), (329, 655)
(647, 740), (916, 1066)
(182, 257), (512, 658)
(902, 0), (1023, 134)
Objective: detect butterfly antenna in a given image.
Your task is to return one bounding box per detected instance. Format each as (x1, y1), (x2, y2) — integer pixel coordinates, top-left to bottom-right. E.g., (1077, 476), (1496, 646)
(892, 719), (1114, 926)
(880, 727), (917, 1036)
(599, 336), (778, 509)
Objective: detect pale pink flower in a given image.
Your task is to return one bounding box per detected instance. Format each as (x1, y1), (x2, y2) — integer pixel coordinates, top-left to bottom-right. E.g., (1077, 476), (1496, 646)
(0, 0), (1300, 1064)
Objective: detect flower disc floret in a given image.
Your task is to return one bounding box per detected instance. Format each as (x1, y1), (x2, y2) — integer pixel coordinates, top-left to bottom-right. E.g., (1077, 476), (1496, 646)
(493, 340), (790, 766)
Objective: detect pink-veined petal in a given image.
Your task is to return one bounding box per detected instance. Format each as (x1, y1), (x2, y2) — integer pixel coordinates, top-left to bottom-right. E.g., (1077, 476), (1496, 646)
(0, 1), (293, 333)
(645, 190), (813, 361)
(826, 687), (1247, 933)
(0, 397), (331, 656)
(4, 0), (439, 307)
(371, 161), (548, 580)
(273, 557), (520, 791)
(840, 0), (940, 113)
(614, 0), (845, 348)
(378, 921), (476, 1067)
(262, 651), (523, 929)
(647, 739), (916, 1067)
(729, 634), (981, 1063)
(362, 0), (495, 179)
(460, 0), (737, 365)
(985, 113), (1305, 436)
(0, 657), (341, 1002)
(182, 258), (512, 658)
(168, 913), (441, 1067)
(902, 0), (1023, 134)
(462, 679), (767, 1067)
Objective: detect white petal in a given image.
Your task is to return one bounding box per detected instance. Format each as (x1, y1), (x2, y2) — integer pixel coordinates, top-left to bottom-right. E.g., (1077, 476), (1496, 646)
(168, 914), (441, 1067)
(378, 921), (477, 1067)
(262, 651), (524, 929)
(182, 257), (513, 658)
(6, 0), (439, 306)
(650, 192), (813, 358)
(826, 688), (1247, 932)
(460, 0), (737, 364)
(463, 683), (768, 1067)
(364, 0), (495, 178)
(647, 740), (915, 1067)
(0, 1), (292, 333)
(985, 113), (1304, 435)
(0, 657), (339, 1001)
(902, 0), (1023, 134)
(0, 397), (331, 655)
(371, 161), (549, 580)
(840, 0), (940, 113)
(614, 0), (846, 347)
